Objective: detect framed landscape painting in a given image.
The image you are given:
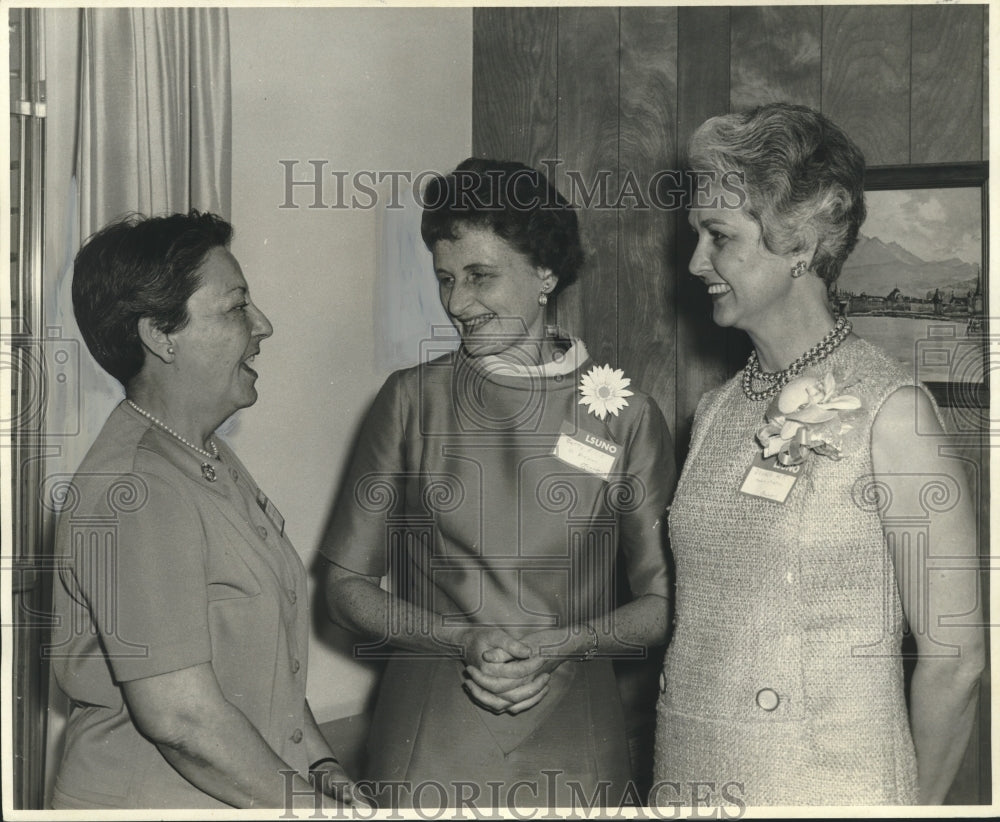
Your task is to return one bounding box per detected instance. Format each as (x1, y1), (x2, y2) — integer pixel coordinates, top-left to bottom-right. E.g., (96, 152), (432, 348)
(833, 163), (988, 407)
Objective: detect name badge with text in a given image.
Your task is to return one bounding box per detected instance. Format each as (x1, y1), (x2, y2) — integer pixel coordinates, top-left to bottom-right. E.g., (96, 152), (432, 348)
(739, 451), (801, 504)
(552, 422), (621, 481)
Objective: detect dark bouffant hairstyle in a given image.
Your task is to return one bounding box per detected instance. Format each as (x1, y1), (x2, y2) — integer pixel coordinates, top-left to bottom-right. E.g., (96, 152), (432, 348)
(419, 157), (583, 296)
(689, 102), (867, 286)
(72, 210), (233, 385)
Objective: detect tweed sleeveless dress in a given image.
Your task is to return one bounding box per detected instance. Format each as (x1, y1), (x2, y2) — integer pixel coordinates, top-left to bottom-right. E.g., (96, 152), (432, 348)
(655, 338), (921, 805)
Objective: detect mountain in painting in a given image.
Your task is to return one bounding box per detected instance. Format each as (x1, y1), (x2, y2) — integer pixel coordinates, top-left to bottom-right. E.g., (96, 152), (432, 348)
(840, 234), (980, 298)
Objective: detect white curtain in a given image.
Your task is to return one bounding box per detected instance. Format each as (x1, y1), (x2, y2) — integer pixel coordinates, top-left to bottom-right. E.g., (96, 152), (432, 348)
(77, 6), (231, 229)
(49, 5), (233, 473)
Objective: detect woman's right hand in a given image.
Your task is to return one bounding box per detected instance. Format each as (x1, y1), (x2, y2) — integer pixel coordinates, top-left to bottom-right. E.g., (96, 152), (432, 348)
(456, 627), (551, 715)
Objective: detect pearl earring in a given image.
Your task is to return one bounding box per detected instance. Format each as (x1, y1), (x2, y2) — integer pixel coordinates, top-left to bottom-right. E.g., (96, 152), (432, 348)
(538, 292), (548, 306)
(791, 260), (808, 278)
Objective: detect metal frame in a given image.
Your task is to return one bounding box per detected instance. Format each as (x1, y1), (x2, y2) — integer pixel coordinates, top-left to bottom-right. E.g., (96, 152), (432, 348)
(9, 7), (49, 810)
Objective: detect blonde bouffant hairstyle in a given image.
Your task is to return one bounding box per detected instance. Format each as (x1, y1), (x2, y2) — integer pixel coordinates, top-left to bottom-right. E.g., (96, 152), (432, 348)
(688, 102), (867, 287)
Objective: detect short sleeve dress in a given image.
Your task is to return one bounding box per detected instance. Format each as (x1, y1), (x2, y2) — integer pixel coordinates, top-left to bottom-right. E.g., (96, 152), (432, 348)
(654, 337), (922, 805)
(321, 341), (675, 807)
(50, 401), (310, 809)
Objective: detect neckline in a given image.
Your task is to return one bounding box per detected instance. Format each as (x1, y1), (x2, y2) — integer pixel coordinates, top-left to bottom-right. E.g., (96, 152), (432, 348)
(734, 334), (864, 403)
(120, 399), (227, 467)
(460, 339), (591, 389)
(475, 338), (589, 378)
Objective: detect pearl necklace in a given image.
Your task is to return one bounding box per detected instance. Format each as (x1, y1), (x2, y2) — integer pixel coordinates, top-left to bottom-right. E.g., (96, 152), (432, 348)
(126, 399), (219, 461)
(741, 316), (852, 402)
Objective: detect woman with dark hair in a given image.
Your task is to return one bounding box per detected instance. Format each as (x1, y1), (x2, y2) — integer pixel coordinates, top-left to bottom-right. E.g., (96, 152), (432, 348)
(654, 103), (984, 805)
(50, 212), (365, 809)
(321, 158), (675, 808)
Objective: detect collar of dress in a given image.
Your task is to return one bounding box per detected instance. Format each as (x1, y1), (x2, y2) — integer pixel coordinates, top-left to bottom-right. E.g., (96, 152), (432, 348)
(474, 338), (590, 379)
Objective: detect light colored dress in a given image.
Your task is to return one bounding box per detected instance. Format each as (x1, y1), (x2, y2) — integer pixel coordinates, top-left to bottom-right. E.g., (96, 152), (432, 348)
(323, 340), (675, 807)
(655, 338), (922, 805)
(51, 401), (309, 808)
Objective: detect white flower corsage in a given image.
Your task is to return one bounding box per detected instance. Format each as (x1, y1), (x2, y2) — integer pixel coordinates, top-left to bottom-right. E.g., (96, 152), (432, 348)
(579, 364), (633, 420)
(757, 372), (861, 466)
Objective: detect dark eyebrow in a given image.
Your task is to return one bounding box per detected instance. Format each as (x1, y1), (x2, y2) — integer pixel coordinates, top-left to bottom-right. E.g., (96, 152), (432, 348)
(435, 263), (496, 276)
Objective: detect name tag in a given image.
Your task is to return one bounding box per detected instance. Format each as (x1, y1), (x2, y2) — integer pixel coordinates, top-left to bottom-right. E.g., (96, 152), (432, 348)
(739, 451), (801, 504)
(552, 422), (620, 481)
(256, 489), (286, 536)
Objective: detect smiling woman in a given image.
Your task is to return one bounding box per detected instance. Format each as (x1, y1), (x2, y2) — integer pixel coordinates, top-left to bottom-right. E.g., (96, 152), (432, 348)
(320, 159), (677, 809)
(431, 225), (552, 359)
(655, 103), (984, 807)
(687, 205), (807, 335)
(143, 246), (272, 423)
(49, 212), (368, 810)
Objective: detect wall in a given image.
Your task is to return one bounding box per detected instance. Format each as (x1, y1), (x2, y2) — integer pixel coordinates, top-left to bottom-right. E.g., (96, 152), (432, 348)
(472, 3), (989, 804)
(226, 7), (472, 721)
(473, 3), (988, 452)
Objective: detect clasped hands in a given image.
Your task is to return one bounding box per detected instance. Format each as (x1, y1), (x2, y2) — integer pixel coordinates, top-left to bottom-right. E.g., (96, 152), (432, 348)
(459, 626), (585, 715)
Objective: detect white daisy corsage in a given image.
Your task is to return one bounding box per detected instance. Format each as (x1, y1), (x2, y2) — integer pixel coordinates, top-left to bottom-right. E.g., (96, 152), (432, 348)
(579, 364), (633, 421)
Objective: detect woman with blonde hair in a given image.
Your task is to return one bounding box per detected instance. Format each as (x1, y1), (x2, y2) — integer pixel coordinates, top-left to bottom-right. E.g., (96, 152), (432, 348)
(655, 103), (984, 805)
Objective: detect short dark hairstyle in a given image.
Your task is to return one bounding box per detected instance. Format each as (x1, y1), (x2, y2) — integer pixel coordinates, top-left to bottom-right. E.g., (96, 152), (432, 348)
(420, 157), (583, 296)
(72, 210), (234, 385)
(688, 102), (867, 286)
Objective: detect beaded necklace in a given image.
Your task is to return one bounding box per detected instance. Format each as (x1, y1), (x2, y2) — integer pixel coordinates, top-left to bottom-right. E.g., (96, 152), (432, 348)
(741, 316), (852, 402)
(126, 399), (220, 482)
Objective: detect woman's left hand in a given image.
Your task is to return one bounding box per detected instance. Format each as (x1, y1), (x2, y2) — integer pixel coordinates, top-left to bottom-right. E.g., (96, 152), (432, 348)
(309, 759), (374, 809)
(487, 627), (585, 675)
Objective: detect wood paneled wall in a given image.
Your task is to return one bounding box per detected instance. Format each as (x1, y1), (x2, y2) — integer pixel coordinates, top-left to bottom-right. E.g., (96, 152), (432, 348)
(472, 3), (989, 805)
(472, 3), (987, 452)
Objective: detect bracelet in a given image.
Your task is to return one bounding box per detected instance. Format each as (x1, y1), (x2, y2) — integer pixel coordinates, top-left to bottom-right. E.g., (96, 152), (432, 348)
(580, 623), (599, 661)
(309, 756), (340, 771)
